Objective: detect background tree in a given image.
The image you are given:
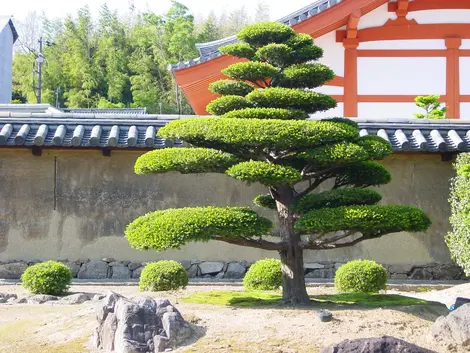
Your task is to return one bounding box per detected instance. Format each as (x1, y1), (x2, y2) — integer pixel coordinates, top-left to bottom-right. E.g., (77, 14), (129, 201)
(414, 95), (447, 119)
(126, 22), (431, 305)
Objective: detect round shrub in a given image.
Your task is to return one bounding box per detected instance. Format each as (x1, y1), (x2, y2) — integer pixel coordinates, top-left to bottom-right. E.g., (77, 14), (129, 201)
(334, 260), (388, 293)
(139, 260), (188, 292)
(243, 258), (282, 290)
(21, 261), (72, 295)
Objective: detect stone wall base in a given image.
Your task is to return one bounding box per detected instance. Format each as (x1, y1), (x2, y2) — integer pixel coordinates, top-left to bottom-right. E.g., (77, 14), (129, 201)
(0, 259), (466, 281)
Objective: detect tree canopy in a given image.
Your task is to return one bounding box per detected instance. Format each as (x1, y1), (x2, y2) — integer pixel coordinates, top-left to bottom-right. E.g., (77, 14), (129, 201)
(126, 22), (431, 304)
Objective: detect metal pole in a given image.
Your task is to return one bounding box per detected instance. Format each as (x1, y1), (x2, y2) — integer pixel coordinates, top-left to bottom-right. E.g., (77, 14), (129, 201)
(37, 37), (44, 104)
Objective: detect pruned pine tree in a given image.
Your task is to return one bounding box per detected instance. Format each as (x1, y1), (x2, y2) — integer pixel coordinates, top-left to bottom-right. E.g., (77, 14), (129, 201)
(126, 22), (431, 305)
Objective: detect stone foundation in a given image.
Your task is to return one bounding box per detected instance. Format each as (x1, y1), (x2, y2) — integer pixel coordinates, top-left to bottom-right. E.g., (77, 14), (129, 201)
(0, 259), (466, 281)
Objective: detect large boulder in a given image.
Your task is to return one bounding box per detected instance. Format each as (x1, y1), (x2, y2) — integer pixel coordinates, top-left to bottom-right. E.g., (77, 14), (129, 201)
(320, 336), (435, 353)
(0, 262), (28, 279)
(0, 293), (17, 303)
(199, 261), (224, 275)
(78, 260), (109, 279)
(93, 292), (192, 353)
(432, 303), (470, 345)
(224, 262), (246, 279)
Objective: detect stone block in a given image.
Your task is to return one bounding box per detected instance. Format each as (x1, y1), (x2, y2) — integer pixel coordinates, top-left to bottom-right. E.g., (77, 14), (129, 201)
(179, 260), (191, 270)
(78, 260), (109, 279)
(224, 262), (246, 279)
(128, 262), (142, 271)
(409, 268), (433, 280)
(304, 263), (325, 270)
(187, 264), (199, 278)
(199, 261), (224, 275)
(388, 264), (412, 274)
(111, 265), (131, 279)
(0, 262), (28, 279)
(132, 266), (144, 279)
(62, 261), (81, 278)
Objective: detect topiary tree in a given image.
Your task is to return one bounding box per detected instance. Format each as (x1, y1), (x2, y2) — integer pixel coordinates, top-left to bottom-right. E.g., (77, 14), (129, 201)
(414, 95), (447, 119)
(126, 22), (431, 305)
(446, 153), (470, 275)
(334, 260), (387, 293)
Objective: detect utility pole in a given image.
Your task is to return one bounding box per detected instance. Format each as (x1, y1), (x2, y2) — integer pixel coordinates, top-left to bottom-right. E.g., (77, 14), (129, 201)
(36, 37), (45, 104)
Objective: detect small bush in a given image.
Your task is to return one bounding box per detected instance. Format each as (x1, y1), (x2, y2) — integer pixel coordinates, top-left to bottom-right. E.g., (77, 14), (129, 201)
(21, 261), (72, 295)
(243, 258), (282, 290)
(139, 260), (189, 292)
(334, 260), (388, 293)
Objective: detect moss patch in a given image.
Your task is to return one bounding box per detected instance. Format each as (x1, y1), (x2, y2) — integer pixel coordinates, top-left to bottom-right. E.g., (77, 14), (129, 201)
(183, 290), (431, 307)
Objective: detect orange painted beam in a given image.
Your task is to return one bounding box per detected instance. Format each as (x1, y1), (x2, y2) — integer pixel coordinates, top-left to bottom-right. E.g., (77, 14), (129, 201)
(445, 38), (462, 118)
(460, 50), (470, 57)
(461, 96), (470, 103)
(346, 10), (361, 39)
(327, 76), (345, 87)
(389, 0), (470, 12)
(343, 38), (359, 117)
(357, 50), (447, 57)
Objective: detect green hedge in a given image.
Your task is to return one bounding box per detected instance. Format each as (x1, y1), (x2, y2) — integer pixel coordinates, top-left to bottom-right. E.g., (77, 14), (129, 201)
(222, 62), (279, 82)
(243, 258), (282, 290)
(237, 22), (296, 47)
(335, 260), (387, 293)
(206, 95), (253, 115)
(139, 260), (188, 292)
(275, 63), (335, 89)
(21, 261), (72, 295)
(290, 188), (382, 214)
(358, 135), (392, 160)
(322, 117), (359, 129)
(226, 161), (302, 186)
(219, 42), (256, 59)
(245, 87), (337, 113)
(446, 153), (470, 275)
(209, 80), (254, 96)
(126, 207), (273, 251)
(334, 162), (392, 188)
(299, 142), (369, 165)
(253, 194), (277, 209)
(134, 148), (240, 174)
(220, 108), (308, 120)
(158, 118), (359, 151)
(295, 205), (431, 235)
(255, 43), (293, 68)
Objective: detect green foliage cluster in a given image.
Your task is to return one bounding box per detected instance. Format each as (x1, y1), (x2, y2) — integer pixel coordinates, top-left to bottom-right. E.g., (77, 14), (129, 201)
(220, 108), (308, 120)
(21, 261), (72, 295)
(290, 189), (382, 214)
(238, 22), (296, 47)
(209, 80), (254, 96)
(139, 260), (188, 292)
(222, 62), (279, 82)
(334, 260), (388, 293)
(226, 161), (302, 186)
(243, 258), (282, 290)
(414, 95), (447, 119)
(275, 63), (334, 89)
(219, 43), (256, 59)
(255, 44), (293, 67)
(446, 153), (470, 275)
(158, 117), (359, 151)
(206, 96), (253, 115)
(296, 205), (431, 235)
(253, 194), (277, 210)
(135, 148), (240, 174)
(126, 207), (273, 251)
(333, 162), (392, 188)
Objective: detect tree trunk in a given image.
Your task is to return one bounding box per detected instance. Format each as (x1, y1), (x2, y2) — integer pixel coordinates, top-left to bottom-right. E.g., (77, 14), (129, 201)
(275, 187), (310, 305)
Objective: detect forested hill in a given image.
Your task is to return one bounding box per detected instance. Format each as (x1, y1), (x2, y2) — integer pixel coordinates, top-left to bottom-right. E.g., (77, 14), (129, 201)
(12, 1), (270, 114)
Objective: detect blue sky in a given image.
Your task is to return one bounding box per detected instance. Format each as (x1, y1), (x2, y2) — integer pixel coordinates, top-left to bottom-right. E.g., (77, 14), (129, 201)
(5, 0), (316, 21)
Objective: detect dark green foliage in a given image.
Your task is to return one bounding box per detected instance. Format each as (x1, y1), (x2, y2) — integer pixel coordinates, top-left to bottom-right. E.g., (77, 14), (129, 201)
(334, 162), (392, 188)
(255, 43), (293, 67)
(296, 205), (431, 235)
(447, 153), (470, 275)
(243, 258), (282, 290)
(323, 117), (359, 129)
(139, 260), (188, 292)
(219, 42), (256, 59)
(284, 33), (324, 64)
(245, 87), (337, 113)
(358, 135), (392, 160)
(220, 108), (308, 120)
(335, 260), (388, 293)
(299, 142), (370, 165)
(290, 189), (382, 214)
(275, 63), (335, 89)
(226, 161), (302, 186)
(158, 118), (359, 151)
(21, 261), (72, 295)
(253, 194), (276, 209)
(126, 207), (273, 251)
(206, 95), (253, 115)
(237, 22), (296, 47)
(222, 62), (279, 83)
(135, 148), (240, 174)
(209, 80), (254, 96)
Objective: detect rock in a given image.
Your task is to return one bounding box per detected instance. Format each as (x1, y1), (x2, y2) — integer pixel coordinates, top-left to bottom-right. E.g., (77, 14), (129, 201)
(390, 273), (409, 280)
(304, 263), (325, 270)
(199, 261), (224, 275)
(78, 260), (109, 279)
(93, 292), (192, 353)
(132, 266), (144, 279)
(388, 264), (412, 274)
(409, 268), (433, 280)
(215, 271), (224, 279)
(187, 264), (199, 278)
(320, 336), (435, 353)
(111, 266), (131, 279)
(121, 261), (130, 266)
(0, 262), (28, 279)
(93, 294), (105, 301)
(0, 293), (17, 303)
(305, 268), (336, 279)
(224, 262), (246, 279)
(432, 303), (470, 345)
(102, 258), (115, 263)
(62, 261), (81, 278)
(334, 262), (346, 270)
(431, 264), (464, 280)
(63, 293), (93, 304)
(128, 262), (142, 271)
(27, 294), (59, 304)
(179, 260), (191, 270)
(109, 261), (123, 267)
(16, 297), (27, 304)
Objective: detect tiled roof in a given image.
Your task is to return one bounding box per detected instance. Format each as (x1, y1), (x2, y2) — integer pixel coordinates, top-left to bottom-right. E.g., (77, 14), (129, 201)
(168, 0), (342, 71)
(0, 113), (470, 152)
(62, 108), (147, 115)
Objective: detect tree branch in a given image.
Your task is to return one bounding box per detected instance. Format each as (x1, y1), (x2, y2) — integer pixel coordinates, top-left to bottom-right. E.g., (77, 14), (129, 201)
(212, 235), (286, 251)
